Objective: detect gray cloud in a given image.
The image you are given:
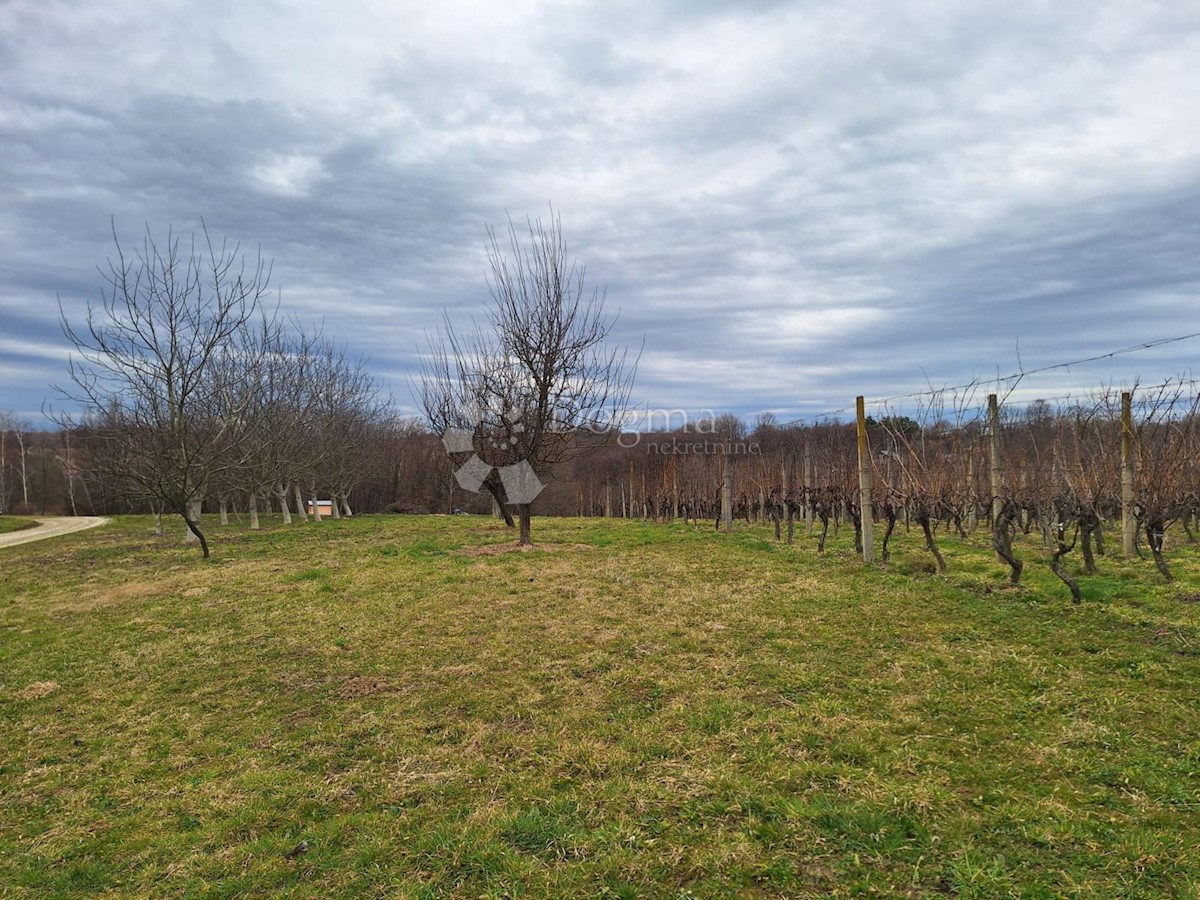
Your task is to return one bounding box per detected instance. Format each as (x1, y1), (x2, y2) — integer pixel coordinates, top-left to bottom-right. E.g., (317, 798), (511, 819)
(1, 0), (1198, 424)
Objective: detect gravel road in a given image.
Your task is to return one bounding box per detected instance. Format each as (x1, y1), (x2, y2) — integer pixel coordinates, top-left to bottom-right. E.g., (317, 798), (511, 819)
(0, 517), (110, 549)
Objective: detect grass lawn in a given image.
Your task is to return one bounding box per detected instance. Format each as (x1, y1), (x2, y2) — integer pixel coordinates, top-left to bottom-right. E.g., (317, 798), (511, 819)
(2, 514), (1199, 897)
(0, 516), (39, 536)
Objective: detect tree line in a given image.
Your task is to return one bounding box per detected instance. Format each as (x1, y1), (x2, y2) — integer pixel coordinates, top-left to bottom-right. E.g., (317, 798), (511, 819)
(12, 371), (1200, 594)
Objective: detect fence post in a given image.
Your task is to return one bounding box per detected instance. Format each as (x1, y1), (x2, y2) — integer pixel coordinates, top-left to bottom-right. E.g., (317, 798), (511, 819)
(721, 454), (733, 534)
(966, 453), (977, 531)
(1121, 390), (1136, 558)
(803, 443), (813, 534)
(856, 396), (874, 563)
(988, 394), (1002, 527)
(785, 451), (796, 544)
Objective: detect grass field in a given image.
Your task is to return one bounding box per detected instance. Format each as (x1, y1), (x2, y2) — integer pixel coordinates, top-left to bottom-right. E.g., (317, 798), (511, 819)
(2, 514), (1199, 898)
(0, 516), (38, 536)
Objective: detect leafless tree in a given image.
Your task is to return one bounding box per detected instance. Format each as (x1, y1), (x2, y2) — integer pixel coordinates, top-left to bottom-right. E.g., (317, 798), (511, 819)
(422, 210), (638, 545)
(311, 340), (387, 518)
(0, 415), (32, 513)
(418, 325), (518, 527)
(0, 412), (11, 513)
(56, 224), (275, 558)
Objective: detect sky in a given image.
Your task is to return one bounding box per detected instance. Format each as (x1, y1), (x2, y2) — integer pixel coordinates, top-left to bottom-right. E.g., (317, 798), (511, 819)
(2, 0), (1199, 426)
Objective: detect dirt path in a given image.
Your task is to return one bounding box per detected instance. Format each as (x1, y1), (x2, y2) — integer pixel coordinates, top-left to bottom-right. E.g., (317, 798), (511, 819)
(0, 517), (110, 549)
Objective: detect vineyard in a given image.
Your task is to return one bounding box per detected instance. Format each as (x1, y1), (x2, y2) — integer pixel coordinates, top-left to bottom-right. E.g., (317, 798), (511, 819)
(571, 377), (1200, 601)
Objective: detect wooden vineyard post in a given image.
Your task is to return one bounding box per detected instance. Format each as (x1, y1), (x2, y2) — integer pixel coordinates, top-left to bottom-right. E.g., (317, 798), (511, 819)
(721, 453), (733, 534)
(629, 459), (636, 519)
(803, 443), (813, 535)
(988, 394), (1003, 525)
(967, 453), (977, 531)
(1121, 390), (1136, 558)
(672, 455), (679, 520)
(785, 451), (796, 545)
(856, 396), (875, 563)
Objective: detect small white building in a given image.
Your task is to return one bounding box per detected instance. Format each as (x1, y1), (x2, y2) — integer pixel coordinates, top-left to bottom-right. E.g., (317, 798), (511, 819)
(306, 499), (335, 517)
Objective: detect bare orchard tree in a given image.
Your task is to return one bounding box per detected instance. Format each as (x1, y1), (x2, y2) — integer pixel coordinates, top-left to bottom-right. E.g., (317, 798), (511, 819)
(419, 335), (517, 528)
(57, 224), (276, 558)
(422, 210), (638, 545)
(311, 340), (388, 518)
(225, 319), (298, 530)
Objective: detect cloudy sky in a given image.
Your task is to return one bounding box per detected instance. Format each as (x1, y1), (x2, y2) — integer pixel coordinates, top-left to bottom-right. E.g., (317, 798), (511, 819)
(2, 0), (1198, 425)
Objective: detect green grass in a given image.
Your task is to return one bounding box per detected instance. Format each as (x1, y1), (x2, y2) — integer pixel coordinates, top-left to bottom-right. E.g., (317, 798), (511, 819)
(0, 516), (38, 535)
(2, 513), (1199, 897)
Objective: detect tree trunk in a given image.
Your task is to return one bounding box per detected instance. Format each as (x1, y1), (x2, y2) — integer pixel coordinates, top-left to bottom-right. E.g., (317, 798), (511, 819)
(293, 483), (309, 522)
(219, 496), (230, 526)
(1146, 523), (1173, 582)
(184, 498), (202, 543)
(992, 507), (1023, 584)
(881, 508), (898, 562)
(17, 432), (29, 507)
(518, 504), (532, 546)
(1079, 514), (1097, 575)
(1047, 521), (1082, 602)
(310, 489), (323, 522)
(919, 516), (947, 573)
(249, 492), (260, 530)
(182, 500), (209, 558)
(276, 485), (293, 525)
(66, 473), (78, 516)
(153, 511), (163, 536)
(484, 479), (514, 527)
(1050, 547), (1082, 603)
(340, 494), (353, 517)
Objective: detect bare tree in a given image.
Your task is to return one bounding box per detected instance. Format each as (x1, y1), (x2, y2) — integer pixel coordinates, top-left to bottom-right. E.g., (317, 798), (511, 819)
(55, 429), (81, 516)
(422, 210), (638, 545)
(1, 417), (32, 512)
(311, 339), (387, 518)
(418, 327), (518, 527)
(0, 412), (10, 514)
(57, 224), (275, 558)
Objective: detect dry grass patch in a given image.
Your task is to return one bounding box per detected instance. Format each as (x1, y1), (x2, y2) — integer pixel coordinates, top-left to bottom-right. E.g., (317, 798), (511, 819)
(13, 680), (60, 701)
(336, 674), (394, 699)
